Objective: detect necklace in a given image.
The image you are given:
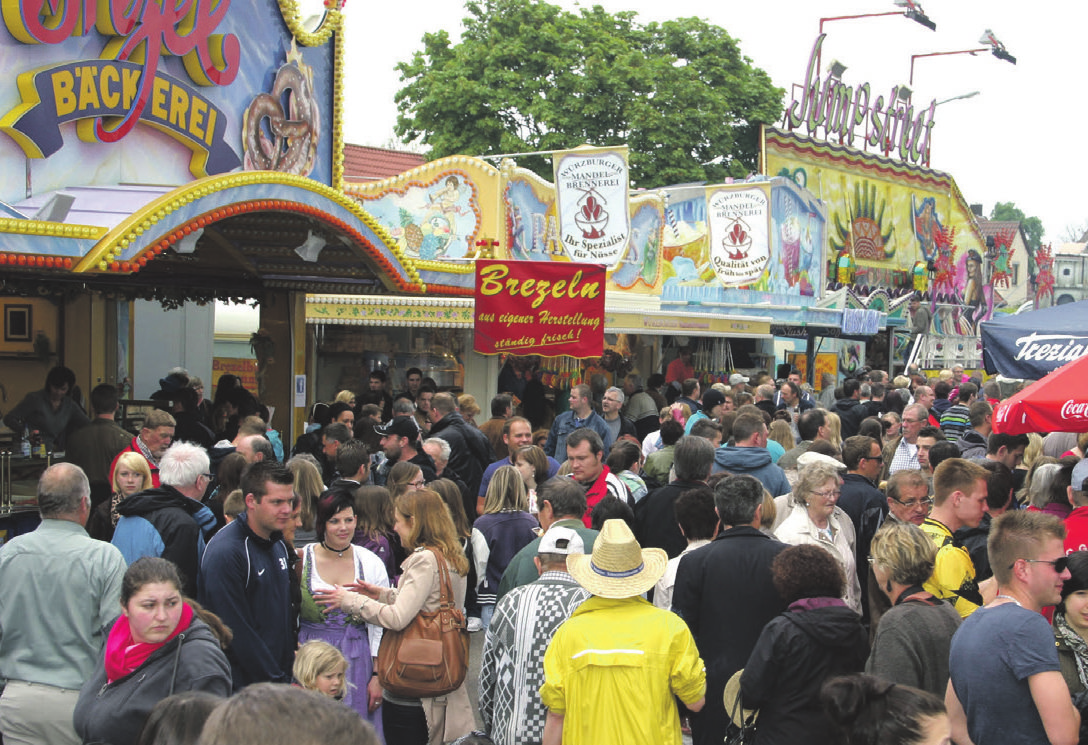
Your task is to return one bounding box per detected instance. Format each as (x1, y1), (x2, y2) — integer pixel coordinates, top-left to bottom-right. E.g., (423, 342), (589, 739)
(321, 541), (351, 558)
(994, 593), (1023, 607)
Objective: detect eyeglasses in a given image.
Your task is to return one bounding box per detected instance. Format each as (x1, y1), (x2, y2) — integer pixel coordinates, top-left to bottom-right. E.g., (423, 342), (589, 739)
(891, 496), (933, 509)
(811, 489), (841, 500)
(902, 418), (926, 424)
(860, 455), (883, 462)
(1012, 557), (1069, 573)
(408, 478), (426, 488)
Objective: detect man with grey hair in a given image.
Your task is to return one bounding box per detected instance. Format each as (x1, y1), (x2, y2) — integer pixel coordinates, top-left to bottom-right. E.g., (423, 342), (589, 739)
(600, 386), (636, 444)
(0, 464), (126, 745)
(673, 474), (789, 745)
(635, 435), (715, 558)
(498, 477), (597, 599)
(112, 441), (218, 597)
(884, 403), (930, 478)
(480, 525), (589, 745)
(422, 436), (452, 478)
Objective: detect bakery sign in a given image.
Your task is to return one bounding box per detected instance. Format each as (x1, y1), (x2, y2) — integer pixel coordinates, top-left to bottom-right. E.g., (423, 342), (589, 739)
(0, 0), (241, 176)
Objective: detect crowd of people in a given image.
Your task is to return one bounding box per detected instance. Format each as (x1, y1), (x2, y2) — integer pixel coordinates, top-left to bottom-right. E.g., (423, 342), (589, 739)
(2, 359), (1087, 745)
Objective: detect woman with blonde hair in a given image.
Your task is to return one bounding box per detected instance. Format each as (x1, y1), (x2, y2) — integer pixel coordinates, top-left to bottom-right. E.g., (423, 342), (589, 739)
(287, 456), (324, 547)
(88, 452), (154, 541)
(315, 489), (472, 745)
(775, 460), (861, 613)
(1020, 432), (1044, 472)
(866, 522), (961, 695)
(768, 419), (795, 452)
(512, 445), (549, 513)
(470, 466), (537, 629)
(456, 394), (481, 427)
(824, 411), (843, 452)
(334, 390), (357, 408)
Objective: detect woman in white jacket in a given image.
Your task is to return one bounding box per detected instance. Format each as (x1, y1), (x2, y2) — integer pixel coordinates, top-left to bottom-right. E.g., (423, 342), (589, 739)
(776, 460), (862, 614)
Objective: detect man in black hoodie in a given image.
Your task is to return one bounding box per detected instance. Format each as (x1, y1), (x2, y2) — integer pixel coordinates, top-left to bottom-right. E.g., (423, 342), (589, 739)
(112, 441), (218, 597)
(831, 377), (867, 439)
(428, 392), (494, 498)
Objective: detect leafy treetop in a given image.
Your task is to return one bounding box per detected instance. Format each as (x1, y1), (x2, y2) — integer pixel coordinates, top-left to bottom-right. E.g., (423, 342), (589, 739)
(393, 0), (784, 187)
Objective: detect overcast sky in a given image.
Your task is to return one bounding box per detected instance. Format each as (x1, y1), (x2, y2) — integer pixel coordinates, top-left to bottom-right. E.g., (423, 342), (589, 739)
(342, 1), (1083, 243)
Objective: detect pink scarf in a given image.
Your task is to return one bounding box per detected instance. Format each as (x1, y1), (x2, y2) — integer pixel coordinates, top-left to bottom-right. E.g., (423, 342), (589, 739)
(104, 602), (194, 683)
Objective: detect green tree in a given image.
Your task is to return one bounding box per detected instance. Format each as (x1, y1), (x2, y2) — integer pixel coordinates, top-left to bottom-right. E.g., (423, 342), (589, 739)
(990, 201), (1044, 275)
(393, 0), (783, 186)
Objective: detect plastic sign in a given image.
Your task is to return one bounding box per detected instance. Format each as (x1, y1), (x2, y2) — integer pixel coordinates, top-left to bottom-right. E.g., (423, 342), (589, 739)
(553, 146), (631, 265)
(0, 0), (242, 176)
(707, 186), (770, 286)
(785, 34), (937, 165)
(474, 260), (605, 358)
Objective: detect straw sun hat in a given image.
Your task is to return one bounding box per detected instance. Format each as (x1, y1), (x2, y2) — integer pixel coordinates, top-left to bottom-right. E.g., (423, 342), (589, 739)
(566, 519), (667, 599)
(723, 669), (759, 728)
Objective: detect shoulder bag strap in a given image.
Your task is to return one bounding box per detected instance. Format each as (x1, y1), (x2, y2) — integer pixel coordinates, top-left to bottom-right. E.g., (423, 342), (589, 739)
(427, 548), (455, 608)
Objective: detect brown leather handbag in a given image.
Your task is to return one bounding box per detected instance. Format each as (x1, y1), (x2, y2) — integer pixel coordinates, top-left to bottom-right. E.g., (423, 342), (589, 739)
(375, 548), (469, 698)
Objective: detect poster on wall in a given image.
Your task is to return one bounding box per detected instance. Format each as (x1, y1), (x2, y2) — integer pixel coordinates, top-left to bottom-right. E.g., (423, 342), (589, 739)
(707, 185), (770, 286)
(552, 145), (630, 265)
(474, 260), (604, 358)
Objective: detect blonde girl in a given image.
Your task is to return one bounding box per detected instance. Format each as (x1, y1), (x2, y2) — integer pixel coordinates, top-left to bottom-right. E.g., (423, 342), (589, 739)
(294, 640), (349, 700)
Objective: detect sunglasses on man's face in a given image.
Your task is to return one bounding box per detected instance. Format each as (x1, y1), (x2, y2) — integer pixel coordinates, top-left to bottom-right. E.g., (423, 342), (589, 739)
(1010, 556), (1069, 573)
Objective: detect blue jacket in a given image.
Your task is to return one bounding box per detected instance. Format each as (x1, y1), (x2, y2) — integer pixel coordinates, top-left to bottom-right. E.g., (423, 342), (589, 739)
(197, 512), (294, 690)
(544, 410), (613, 463)
(113, 486), (217, 598)
(712, 445), (791, 497)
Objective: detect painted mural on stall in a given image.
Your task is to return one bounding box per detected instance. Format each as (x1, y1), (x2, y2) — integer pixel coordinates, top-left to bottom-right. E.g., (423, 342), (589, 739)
(0, 0), (340, 202)
(764, 127), (998, 336)
(354, 171), (482, 260)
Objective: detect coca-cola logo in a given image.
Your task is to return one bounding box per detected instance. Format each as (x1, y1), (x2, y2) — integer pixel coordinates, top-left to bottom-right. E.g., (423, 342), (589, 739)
(1061, 399), (1088, 421)
(1013, 333), (1088, 363)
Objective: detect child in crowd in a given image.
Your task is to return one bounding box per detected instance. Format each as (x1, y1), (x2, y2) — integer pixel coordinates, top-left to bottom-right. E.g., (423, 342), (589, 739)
(222, 489), (245, 524)
(293, 641), (348, 701)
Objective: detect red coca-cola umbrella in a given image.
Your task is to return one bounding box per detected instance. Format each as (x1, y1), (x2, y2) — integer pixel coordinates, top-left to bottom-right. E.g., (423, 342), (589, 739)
(993, 354), (1088, 434)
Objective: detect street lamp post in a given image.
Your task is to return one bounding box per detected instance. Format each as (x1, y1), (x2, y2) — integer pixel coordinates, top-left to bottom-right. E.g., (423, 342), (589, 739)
(910, 30), (1017, 85)
(816, 1), (936, 72)
(921, 92), (981, 166)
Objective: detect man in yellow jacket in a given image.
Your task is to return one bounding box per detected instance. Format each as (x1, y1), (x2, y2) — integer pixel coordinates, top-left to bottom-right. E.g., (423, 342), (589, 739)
(540, 520), (706, 745)
(920, 458), (992, 617)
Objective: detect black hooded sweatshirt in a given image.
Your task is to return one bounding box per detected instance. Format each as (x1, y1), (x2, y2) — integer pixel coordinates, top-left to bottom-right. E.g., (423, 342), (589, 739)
(740, 603), (869, 745)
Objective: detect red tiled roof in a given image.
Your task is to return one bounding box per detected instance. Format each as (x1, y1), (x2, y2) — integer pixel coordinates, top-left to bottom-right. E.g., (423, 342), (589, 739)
(343, 144), (426, 182)
(974, 218), (1023, 239)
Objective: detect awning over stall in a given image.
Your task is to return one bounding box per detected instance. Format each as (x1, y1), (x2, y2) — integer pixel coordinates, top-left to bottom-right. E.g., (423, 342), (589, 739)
(305, 294), (773, 338)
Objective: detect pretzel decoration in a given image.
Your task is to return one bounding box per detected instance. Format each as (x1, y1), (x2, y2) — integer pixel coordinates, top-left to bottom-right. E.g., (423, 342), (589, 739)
(242, 58), (320, 175)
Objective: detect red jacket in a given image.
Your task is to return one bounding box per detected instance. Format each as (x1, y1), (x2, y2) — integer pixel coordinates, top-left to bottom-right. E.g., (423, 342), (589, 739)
(109, 437), (161, 488)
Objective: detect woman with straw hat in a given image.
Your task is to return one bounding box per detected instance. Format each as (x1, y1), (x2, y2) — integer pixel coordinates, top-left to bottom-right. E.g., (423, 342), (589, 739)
(540, 519), (706, 745)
